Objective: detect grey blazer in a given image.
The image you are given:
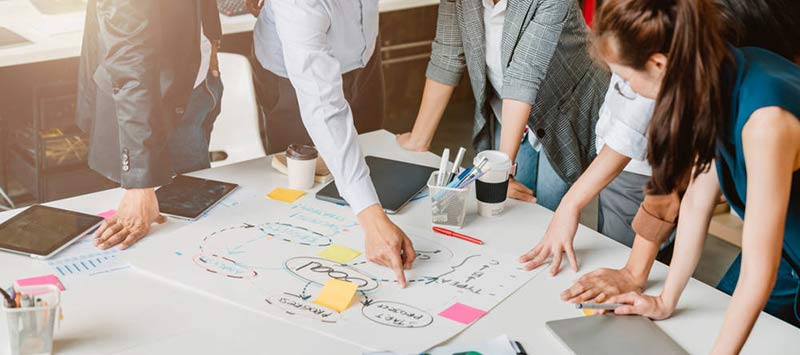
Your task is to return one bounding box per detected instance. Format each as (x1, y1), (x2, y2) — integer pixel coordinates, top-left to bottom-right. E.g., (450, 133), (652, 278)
(76, 0), (221, 188)
(426, 0), (610, 184)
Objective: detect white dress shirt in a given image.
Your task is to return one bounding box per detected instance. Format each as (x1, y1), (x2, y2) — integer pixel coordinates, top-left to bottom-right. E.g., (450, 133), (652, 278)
(194, 27), (212, 89)
(258, 0), (380, 214)
(483, 0), (540, 151)
(595, 73), (655, 176)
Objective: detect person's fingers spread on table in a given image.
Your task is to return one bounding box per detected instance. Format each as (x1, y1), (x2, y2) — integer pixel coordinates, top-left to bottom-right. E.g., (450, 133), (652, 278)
(522, 246), (551, 271)
(401, 236), (416, 270)
(94, 218), (115, 238)
(508, 179), (536, 203)
(565, 243), (578, 272)
(120, 230), (147, 250)
(98, 229), (128, 250)
(96, 223), (123, 246)
(550, 248), (563, 275)
(518, 245), (542, 263)
(561, 281), (587, 301)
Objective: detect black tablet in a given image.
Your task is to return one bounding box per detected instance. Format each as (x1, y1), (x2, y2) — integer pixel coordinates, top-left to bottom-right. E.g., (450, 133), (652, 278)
(0, 205), (104, 259)
(156, 175), (239, 221)
(315, 156), (436, 214)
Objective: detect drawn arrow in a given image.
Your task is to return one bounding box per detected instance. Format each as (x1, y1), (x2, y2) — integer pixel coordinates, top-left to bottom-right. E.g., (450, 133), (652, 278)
(300, 281), (314, 300)
(226, 245), (245, 256)
(359, 291), (374, 306)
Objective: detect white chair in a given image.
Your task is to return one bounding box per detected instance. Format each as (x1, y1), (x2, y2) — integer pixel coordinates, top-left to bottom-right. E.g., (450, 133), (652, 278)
(209, 52), (266, 168)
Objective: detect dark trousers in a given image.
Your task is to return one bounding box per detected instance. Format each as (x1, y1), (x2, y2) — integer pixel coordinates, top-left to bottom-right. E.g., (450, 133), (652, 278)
(251, 46), (385, 154)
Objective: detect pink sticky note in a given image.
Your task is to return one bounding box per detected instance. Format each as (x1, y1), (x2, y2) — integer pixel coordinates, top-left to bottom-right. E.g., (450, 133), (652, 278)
(15, 274), (65, 291)
(438, 303), (487, 324)
(98, 209), (117, 220)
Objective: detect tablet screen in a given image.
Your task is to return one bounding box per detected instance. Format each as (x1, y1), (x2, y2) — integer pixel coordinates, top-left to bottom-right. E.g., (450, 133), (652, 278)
(0, 205), (104, 257)
(156, 175), (239, 220)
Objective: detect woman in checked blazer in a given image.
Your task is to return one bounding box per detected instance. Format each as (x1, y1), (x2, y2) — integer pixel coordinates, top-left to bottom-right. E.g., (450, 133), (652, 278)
(397, 0), (609, 211)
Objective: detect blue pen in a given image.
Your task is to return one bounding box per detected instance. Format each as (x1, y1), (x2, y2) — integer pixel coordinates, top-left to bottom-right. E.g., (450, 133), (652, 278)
(446, 168), (471, 188)
(458, 171), (486, 189)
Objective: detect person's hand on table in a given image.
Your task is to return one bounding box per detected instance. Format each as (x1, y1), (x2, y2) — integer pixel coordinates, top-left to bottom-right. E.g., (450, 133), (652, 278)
(508, 177), (537, 203)
(358, 204), (417, 288)
(603, 292), (675, 320)
(519, 206), (579, 275)
(561, 267), (645, 303)
(94, 188), (166, 250)
(395, 132), (430, 152)
(245, 0), (264, 17)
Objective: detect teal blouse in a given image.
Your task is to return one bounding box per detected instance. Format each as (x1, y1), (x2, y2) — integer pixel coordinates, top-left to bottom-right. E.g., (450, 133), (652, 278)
(716, 47), (800, 267)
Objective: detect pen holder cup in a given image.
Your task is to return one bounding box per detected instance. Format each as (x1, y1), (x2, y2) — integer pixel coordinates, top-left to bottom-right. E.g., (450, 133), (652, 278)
(428, 172), (470, 228)
(2, 285), (60, 355)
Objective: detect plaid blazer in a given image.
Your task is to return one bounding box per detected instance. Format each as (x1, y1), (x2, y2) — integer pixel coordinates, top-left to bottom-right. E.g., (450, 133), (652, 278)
(426, 0), (610, 184)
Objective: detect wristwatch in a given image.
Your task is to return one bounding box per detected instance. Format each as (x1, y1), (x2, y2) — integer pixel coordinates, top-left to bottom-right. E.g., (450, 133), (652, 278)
(509, 163), (518, 177)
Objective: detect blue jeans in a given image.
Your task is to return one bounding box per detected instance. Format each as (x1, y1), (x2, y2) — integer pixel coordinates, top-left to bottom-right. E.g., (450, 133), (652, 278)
(493, 123), (570, 211)
(718, 253), (800, 327)
(169, 74), (224, 174)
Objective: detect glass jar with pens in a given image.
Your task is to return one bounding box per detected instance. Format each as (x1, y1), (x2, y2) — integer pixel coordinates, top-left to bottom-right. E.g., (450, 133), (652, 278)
(1, 284), (61, 355)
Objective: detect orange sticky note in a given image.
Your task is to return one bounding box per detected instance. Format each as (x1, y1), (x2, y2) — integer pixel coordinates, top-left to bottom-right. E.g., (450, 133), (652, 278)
(266, 188), (305, 203)
(313, 278), (358, 313)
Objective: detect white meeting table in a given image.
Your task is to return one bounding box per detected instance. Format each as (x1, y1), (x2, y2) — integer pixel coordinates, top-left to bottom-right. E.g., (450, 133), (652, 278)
(0, 130), (798, 354)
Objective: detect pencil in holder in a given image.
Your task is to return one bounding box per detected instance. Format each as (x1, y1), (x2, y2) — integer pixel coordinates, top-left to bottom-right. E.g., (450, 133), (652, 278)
(2, 285), (60, 355)
(427, 172), (469, 228)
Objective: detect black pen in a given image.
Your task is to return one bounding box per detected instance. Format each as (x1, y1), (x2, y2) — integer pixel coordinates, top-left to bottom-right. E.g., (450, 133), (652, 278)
(0, 287), (14, 308)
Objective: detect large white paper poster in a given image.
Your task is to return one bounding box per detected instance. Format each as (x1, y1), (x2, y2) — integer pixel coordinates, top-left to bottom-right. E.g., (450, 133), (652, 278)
(127, 195), (542, 354)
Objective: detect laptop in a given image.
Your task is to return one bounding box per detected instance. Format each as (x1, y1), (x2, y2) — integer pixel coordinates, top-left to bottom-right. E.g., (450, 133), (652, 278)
(315, 156), (437, 214)
(546, 315), (689, 355)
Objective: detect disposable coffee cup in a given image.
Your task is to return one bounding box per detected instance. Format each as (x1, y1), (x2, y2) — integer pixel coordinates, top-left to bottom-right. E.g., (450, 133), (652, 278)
(474, 150), (511, 217)
(286, 144), (318, 190)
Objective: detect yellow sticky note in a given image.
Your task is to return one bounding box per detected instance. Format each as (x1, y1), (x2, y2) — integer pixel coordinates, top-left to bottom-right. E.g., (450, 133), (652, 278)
(318, 244), (362, 264)
(266, 188), (305, 203)
(313, 278), (358, 313)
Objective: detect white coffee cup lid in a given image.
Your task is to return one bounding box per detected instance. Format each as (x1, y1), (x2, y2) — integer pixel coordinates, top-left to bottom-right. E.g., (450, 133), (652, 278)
(473, 150), (511, 173)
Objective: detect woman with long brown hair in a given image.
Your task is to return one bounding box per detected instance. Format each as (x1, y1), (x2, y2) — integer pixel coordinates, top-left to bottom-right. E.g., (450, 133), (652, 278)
(590, 0), (800, 352)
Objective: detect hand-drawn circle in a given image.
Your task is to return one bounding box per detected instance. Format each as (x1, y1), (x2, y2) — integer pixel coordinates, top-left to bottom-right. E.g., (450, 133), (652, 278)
(285, 256), (380, 292)
(361, 301), (434, 328)
(259, 222), (332, 247)
(265, 293), (341, 323)
(193, 253), (258, 279)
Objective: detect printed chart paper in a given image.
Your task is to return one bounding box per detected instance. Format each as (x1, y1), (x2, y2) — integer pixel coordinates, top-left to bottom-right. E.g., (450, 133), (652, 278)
(127, 197), (543, 354)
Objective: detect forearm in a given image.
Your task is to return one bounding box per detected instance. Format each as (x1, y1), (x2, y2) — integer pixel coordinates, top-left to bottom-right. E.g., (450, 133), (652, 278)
(623, 235), (660, 285)
(498, 99), (532, 162)
(660, 181), (719, 309)
(560, 146), (631, 215)
(713, 276), (774, 354)
(408, 79), (456, 148)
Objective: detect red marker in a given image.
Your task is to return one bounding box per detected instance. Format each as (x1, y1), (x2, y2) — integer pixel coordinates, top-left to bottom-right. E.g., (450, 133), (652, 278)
(432, 227), (484, 245)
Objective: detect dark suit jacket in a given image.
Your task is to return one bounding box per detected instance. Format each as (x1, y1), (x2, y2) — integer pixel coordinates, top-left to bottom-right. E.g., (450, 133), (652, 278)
(426, 0), (610, 184)
(76, 0), (222, 188)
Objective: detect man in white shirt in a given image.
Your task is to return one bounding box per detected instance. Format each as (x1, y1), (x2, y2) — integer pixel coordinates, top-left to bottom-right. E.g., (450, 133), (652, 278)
(249, 0), (416, 286)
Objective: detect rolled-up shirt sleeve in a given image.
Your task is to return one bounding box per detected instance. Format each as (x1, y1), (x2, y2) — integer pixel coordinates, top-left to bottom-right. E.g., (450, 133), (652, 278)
(632, 191), (681, 244)
(270, 0), (379, 214)
(595, 74), (654, 161)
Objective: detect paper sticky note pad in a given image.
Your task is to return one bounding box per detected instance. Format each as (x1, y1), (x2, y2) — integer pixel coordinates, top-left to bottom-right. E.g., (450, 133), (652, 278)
(97, 209), (117, 220)
(15, 274), (65, 291)
(438, 303), (487, 324)
(313, 278), (358, 313)
(318, 244), (361, 264)
(266, 188), (305, 203)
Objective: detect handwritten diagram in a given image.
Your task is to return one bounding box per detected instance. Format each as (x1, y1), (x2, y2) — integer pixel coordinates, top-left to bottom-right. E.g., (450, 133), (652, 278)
(127, 197), (543, 354)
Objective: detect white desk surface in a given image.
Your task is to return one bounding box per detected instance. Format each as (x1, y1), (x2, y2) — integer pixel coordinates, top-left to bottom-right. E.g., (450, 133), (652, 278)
(0, 0), (439, 68)
(1, 130), (798, 354)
